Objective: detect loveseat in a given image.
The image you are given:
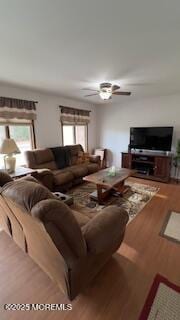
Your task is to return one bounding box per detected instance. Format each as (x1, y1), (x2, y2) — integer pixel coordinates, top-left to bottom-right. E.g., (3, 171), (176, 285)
(25, 144), (100, 191)
(0, 172), (129, 300)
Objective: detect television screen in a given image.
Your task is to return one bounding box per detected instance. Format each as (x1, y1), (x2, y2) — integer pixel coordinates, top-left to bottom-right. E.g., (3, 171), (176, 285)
(130, 127), (173, 151)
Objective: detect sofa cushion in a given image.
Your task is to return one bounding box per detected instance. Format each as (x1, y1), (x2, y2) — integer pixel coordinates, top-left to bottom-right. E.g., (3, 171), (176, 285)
(32, 149), (57, 170)
(37, 162), (57, 170)
(34, 149), (54, 165)
(35, 162), (57, 170)
(69, 144), (83, 156)
(76, 151), (84, 164)
(68, 145), (83, 165)
(76, 151), (90, 165)
(86, 163), (99, 174)
(25, 149), (57, 170)
(53, 170), (74, 186)
(1, 180), (55, 212)
(68, 165), (88, 178)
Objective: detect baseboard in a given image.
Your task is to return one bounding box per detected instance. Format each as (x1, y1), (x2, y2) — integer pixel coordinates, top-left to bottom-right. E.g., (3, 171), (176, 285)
(170, 178), (180, 184)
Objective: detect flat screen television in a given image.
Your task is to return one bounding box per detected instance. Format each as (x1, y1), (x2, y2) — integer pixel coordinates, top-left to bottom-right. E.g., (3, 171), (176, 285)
(130, 127), (173, 152)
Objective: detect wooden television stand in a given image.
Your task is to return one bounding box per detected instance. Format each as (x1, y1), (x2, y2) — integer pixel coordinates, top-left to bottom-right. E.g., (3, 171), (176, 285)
(121, 151), (172, 182)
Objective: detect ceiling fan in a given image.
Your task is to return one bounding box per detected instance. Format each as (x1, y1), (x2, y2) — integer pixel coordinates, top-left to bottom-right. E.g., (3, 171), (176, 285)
(82, 82), (131, 100)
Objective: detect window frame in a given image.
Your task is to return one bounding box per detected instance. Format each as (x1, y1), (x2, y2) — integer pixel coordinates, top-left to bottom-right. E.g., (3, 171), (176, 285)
(0, 120), (36, 149)
(61, 122), (88, 151)
(0, 120), (36, 165)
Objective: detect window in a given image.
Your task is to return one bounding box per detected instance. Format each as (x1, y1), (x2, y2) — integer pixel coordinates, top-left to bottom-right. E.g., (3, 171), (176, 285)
(0, 121), (35, 167)
(0, 125), (6, 141)
(62, 124), (88, 151)
(62, 125), (75, 146)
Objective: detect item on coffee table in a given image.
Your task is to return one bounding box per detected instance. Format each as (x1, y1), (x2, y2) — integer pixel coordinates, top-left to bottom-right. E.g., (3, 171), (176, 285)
(108, 166), (116, 177)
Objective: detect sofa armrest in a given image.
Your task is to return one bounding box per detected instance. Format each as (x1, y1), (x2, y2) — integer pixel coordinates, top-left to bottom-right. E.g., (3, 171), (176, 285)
(82, 206), (129, 254)
(0, 171), (13, 187)
(89, 155), (101, 165)
(25, 150), (36, 168)
(36, 168), (52, 176)
(35, 169), (54, 191)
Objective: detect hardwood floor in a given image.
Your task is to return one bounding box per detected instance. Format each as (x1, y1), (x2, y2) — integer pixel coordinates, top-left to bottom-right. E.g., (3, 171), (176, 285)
(0, 178), (179, 320)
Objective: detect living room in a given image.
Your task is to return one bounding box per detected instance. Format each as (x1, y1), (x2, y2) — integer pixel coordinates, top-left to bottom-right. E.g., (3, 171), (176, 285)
(0, 1), (180, 320)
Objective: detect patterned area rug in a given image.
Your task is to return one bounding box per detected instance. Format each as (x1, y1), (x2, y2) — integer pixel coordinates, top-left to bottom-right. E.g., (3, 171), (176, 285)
(67, 181), (159, 222)
(139, 274), (180, 320)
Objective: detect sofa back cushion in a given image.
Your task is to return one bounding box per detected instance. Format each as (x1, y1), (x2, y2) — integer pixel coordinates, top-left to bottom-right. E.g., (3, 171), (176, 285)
(34, 149), (57, 170)
(25, 149), (57, 170)
(76, 151), (90, 164)
(1, 180), (55, 212)
(68, 144), (84, 165)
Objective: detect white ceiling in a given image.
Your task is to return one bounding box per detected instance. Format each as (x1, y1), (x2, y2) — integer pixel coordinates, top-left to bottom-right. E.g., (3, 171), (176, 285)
(0, 0), (180, 103)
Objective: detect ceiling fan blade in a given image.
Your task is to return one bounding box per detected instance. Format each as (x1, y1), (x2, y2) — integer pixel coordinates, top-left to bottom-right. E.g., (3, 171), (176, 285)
(84, 93), (99, 97)
(81, 88), (99, 92)
(113, 91), (131, 96)
(112, 85), (120, 91)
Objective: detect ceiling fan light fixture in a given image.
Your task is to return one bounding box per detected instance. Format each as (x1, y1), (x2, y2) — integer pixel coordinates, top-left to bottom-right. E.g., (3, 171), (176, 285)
(83, 82), (131, 99)
(99, 90), (112, 100)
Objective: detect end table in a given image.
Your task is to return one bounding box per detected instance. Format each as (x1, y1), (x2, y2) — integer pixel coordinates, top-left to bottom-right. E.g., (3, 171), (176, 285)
(9, 167), (37, 179)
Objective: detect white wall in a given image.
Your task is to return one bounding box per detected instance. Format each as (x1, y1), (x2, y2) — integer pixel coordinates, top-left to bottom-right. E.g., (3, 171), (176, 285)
(96, 94), (180, 167)
(0, 84), (97, 151)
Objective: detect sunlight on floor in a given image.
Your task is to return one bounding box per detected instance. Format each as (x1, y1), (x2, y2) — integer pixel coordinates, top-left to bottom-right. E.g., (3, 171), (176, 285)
(155, 194), (168, 199)
(119, 243), (139, 262)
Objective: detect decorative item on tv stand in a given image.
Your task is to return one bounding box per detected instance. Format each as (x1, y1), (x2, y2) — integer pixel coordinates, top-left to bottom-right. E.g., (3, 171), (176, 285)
(0, 139), (20, 173)
(129, 146), (172, 156)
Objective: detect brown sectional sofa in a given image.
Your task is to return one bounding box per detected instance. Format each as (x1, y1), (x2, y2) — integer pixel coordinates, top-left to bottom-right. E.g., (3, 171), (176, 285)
(25, 144), (100, 191)
(0, 172), (129, 300)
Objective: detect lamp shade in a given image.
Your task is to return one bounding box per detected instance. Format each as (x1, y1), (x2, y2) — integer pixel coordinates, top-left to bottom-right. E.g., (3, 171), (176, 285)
(0, 139), (20, 155)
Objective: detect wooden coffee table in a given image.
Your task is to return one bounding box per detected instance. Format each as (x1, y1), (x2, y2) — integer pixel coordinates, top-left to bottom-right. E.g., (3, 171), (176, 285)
(83, 168), (135, 204)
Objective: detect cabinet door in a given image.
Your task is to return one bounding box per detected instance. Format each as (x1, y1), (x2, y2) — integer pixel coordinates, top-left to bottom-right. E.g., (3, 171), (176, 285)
(154, 157), (171, 178)
(122, 153), (131, 169)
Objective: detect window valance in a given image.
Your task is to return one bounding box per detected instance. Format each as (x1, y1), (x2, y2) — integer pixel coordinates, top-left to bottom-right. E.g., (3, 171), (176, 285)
(60, 106), (90, 124)
(0, 97), (37, 120)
